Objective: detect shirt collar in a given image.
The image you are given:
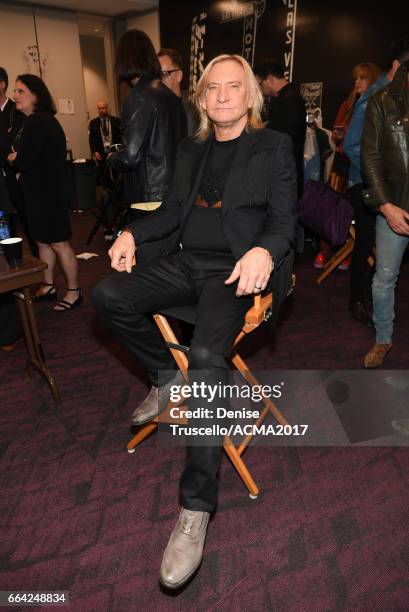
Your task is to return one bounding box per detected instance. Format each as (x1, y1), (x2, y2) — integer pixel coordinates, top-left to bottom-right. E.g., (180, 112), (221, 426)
(0, 97), (10, 112)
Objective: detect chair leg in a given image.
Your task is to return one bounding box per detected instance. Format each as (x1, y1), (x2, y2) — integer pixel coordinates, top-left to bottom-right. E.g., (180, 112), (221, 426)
(236, 403), (274, 456)
(231, 352), (289, 426)
(153, 314), (189, 379)
(223, 439), (259, 498)
(127, 315), (188, 455)
(316, 239), (354, 284)
(323, 241), (351, 269)
(316, 225), (356, 285)
(127, 422), (158, 453)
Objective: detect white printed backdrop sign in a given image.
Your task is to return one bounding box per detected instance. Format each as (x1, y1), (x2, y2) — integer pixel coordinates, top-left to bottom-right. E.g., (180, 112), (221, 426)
(300, 82), (323, 122)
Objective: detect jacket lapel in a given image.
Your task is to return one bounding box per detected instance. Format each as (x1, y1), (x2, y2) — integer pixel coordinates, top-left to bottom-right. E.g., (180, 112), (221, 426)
(181, 135), (213, 225)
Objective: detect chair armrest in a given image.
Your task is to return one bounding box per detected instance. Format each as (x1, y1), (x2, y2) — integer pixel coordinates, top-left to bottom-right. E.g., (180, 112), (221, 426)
(245, 272), (296, 327)
(245, 293), (273, 325)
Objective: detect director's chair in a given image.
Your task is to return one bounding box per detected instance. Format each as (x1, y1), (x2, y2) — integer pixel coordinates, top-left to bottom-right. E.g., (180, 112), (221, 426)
(127, 268), (296, 499)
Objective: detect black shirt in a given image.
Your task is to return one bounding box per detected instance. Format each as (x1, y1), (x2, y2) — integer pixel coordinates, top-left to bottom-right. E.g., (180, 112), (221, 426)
(181, 135), (239, 252)
(0, 99), (24, 165)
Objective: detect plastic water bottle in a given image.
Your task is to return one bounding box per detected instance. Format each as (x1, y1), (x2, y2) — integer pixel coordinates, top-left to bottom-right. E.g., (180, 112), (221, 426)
(0, 210), (10, 240)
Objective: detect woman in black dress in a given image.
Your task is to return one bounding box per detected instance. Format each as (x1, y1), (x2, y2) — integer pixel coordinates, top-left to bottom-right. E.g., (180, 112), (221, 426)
(7, 74), (82, 311)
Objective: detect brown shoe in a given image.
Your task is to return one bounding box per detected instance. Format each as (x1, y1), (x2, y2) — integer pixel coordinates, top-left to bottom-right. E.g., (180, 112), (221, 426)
(131, 371), (184, 426)
(364, 342), (392, 368)
(159, 508), (210, 589)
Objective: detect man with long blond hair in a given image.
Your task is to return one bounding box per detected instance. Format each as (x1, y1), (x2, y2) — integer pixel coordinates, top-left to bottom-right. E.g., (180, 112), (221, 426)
(93, 54), (296, 588)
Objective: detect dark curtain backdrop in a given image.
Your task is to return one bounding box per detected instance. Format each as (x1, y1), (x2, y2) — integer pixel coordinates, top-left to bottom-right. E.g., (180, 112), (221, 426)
(159, 0), (407, 127)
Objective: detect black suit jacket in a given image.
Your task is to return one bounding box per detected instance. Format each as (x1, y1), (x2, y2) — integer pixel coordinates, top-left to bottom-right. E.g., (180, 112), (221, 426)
(0, 110), (9, 166)
(267, 83), (306, 198)
(0, 110), (13, 212)
(89, 115), (121, 158)
(128, 127), (297, 266)
(0, 99), (24, 152)
(1, 98), (17, 132)
(1, 100), (24, 214)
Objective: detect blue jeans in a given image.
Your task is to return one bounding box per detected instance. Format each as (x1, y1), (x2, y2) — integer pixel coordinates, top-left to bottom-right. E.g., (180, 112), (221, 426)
(372, 215), (409, 343)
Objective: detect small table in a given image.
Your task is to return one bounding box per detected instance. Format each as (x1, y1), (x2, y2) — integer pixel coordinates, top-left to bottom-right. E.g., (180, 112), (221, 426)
(0, 255), (61, 405)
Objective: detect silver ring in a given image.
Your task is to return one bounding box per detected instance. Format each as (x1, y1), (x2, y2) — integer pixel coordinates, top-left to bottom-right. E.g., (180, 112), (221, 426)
(255, 284), (262, 290)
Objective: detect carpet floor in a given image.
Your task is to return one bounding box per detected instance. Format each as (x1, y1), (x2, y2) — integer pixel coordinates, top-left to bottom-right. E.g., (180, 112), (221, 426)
(1, 212), (408, 611)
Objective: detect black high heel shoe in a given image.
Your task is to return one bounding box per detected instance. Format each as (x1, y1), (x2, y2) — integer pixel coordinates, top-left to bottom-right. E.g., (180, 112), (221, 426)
(53, 288), (83, 312)
(33, 282), (57, 302)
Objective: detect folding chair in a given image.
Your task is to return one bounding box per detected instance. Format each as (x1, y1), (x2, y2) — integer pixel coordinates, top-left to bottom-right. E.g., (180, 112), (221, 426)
(126, 272), (295, 499)
(328, 170), (348, 195)
(316, 224), (376, 285)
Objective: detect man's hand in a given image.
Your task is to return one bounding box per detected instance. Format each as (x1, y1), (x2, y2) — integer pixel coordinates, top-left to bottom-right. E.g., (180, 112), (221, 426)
(379, 203), (409, 235)
(108, 231), (136, 273)
(225, 247), (273, 296)
(7, 148), (16, 163)
(94, 152), (102, 162)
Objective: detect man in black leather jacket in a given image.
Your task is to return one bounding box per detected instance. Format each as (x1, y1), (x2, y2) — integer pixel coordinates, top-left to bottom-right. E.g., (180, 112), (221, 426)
(93, 54), (296, 589)
(108, 31), (187, 206)
(361, 56), (409, 368)
(254, 60), (306, 199)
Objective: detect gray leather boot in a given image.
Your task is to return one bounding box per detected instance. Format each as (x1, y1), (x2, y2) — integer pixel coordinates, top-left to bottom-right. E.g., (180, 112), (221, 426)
(159, 508), (210, 589)
(131, 370), (185, 425)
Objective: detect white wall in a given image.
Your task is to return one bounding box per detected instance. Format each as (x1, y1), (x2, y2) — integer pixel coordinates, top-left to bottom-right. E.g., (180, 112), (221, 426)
(127, 10), (160, 51)
(80, 35), (109, 121)
(0, 4), (39, 78)
(103, 22), (118, 116)
(0, 2), (89, 158)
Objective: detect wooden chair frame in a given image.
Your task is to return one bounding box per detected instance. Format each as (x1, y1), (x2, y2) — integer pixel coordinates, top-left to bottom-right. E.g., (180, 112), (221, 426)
(126, 282), (295, 499)
(316, 225), (375, 285)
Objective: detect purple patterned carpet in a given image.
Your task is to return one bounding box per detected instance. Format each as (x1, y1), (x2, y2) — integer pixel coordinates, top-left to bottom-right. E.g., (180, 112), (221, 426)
(1, 213), (408, 611)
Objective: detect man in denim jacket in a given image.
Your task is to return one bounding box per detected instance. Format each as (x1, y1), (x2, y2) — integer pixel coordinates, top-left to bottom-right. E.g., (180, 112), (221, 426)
(344, 66), (389, 325)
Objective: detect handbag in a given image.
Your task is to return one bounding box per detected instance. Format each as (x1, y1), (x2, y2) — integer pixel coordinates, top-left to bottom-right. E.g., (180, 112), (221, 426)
(297, 179), (353, 246)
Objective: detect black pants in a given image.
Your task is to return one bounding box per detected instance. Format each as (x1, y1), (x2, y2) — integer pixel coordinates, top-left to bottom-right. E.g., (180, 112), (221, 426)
(348, 183), (376, 303)
(92, 250), (252, 512)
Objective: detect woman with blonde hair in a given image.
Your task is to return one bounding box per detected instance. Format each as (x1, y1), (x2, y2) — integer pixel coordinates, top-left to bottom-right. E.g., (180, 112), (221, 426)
(314, 62), (380, 270)
(332, 62), (381, 142)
